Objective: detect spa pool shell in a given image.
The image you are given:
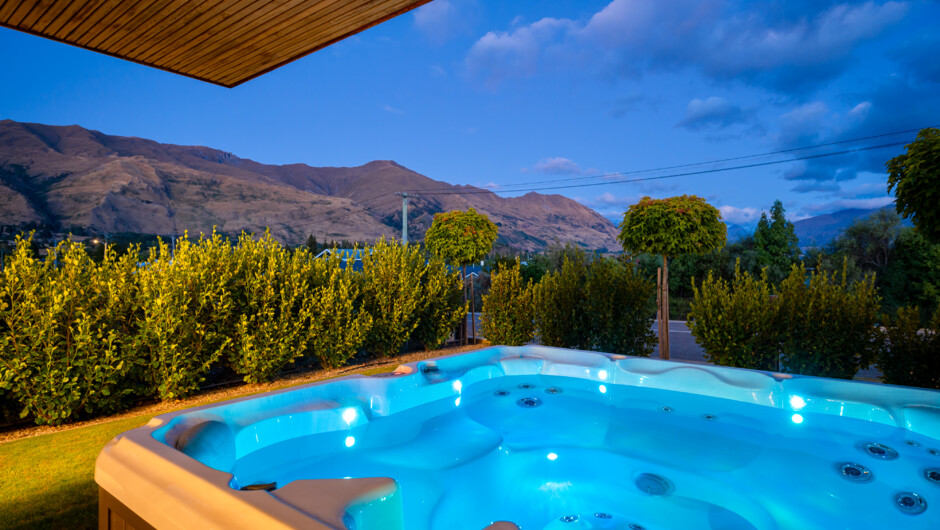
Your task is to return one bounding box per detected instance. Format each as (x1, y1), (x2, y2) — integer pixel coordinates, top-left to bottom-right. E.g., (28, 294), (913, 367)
(95, 346), (940, 529)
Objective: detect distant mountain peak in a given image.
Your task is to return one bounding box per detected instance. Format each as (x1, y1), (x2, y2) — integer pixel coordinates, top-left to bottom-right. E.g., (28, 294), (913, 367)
(0, 120), (620, 251)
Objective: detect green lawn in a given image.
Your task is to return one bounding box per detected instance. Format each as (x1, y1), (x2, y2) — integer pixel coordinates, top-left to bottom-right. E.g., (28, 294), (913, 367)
(0, 365), (395, 529)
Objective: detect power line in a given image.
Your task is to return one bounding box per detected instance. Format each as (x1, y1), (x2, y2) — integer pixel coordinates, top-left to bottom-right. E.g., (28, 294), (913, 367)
(301, 126), (927, 228)
(412, 141), (908, 196)
(402, 126), (928, 194)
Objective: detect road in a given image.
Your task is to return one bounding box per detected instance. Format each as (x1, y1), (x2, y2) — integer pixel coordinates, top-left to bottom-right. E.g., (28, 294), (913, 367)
(464, 315), (706, 361)
(651, 320), (706, 362)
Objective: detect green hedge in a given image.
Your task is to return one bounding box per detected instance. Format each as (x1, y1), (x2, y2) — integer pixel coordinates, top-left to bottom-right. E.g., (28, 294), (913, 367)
(533, 254), (656, 356)
(689, 261), (883, 379)
(878, 306), (940, 389)
(481, 258), (535, 346)
(0, 233), (464, 425)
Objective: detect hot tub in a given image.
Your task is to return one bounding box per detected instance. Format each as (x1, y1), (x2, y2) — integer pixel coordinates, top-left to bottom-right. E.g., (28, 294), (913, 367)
(96, 346), (940, 529)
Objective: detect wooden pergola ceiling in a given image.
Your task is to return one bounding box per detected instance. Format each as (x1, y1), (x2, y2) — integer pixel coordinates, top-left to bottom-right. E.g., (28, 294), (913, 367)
(0, 0), (433, 87)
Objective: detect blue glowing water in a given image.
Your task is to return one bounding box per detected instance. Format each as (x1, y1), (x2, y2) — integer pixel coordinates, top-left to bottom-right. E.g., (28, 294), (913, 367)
(221, 372), (940, 530)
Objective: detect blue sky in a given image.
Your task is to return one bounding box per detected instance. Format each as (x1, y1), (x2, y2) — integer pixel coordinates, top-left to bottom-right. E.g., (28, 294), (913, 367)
(1, 0), (938, 227)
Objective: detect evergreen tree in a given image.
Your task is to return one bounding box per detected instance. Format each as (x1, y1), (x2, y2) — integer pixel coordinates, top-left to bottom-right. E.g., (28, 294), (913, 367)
(753, 200), (799, 284)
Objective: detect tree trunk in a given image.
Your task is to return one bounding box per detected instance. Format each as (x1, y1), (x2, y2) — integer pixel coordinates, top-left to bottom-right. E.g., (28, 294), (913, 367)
(471, 272), (476, 344)
(661, 255), (670, 360)
(461, 265), (467, 346)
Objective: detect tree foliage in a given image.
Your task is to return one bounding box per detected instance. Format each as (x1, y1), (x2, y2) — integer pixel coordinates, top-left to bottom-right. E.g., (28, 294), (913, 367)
(689, 260), (882, 379)
(227, 234), (317, 383)
(753, 200), (800, 284)
(137, 231), (236, 400)
(424, 208), (499, 265)
(306, 251), (373, 369)
(878, 306), (940, 389)
(618, 195), (727, 258)
(688, 264), (781, 371)
(0, 237), (141, 425)
(360, 238), (425, 358)
(533, 252), (656, 356)
(830, 208), (903, 271)
(887, 127), (940, 243)
(776, 262), (881, 379)
(413, 257), (466, 350)
(481, 258), (535, 346)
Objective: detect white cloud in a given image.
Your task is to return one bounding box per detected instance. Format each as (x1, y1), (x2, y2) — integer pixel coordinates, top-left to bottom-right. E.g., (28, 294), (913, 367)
(677, 96), (748, 129)
(533, 156), (583, 174)
(464, 0), (908, 91)
(801, 196), (895, 214)
(719, 205), (762, 224)
(414, 1), (478, 44)
(381, 104), (404, 115)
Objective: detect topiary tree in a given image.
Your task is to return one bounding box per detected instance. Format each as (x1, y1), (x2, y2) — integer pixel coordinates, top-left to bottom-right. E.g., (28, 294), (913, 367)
(887, 128), (940, 243)
(618, 195), (726, 359)
(424, 208), (498, 343)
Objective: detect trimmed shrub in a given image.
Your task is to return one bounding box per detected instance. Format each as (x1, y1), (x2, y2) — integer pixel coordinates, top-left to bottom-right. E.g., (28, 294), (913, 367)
(534, 255), (591, 349)
(0, 237), (141, 425)
(137, 232), (236, 400)
(585, 257), (657, 356)
(688, 264), (781, 371)
(481, 258), (535, 346)
(228, 233), (317, 383)
(878, 306), (940, 389)
(307, 251), (373, 368)
(414, 257), (466, 350)
(776, 262), (882, 379)
(533, 253), (657, 355)
(361, 239), (425, 357)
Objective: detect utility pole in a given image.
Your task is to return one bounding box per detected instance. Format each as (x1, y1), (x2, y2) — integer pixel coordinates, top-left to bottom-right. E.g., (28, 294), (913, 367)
(396, 192), (416, 244)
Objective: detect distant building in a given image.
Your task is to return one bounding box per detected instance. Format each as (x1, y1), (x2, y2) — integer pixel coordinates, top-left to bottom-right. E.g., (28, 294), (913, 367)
(314, 248), (368, 271)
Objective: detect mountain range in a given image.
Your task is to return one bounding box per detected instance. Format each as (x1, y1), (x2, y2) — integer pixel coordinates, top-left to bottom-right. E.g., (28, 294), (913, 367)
(724, 207), (907, 247)
(0, 120), (620, 251)
(0, 120), (899, 252)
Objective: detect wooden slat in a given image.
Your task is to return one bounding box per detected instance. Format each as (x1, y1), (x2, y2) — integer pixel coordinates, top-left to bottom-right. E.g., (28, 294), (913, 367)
(0, 0), (433, 87)
(194, 0), (377, 80)
(42, 0), (87, 35)
(91, 0), (165, 50)
(210, 0), (413, 84)
(95, 0), (165, 50)
(169, 0), (310, 71)
(0, 0), (21, 21)
(53, 0), (110, 40)
(14, 0), (55, 27)
(32, 0), (74, 33)
(135, 0), (259, 64)
(112, 1), (197, 56)
(6, 2), (36, 27)
(131, 0), (254, 64)
(66, 0), (124, 43)
(155, 0), (279, 67)
(77, 0), (141, 47)
(219, 0), (425, 87)
(180, 0), (350, 76)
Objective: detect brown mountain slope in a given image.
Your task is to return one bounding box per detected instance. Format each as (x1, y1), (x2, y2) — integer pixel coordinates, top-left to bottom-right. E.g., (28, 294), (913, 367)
(0, 120), (620, 250)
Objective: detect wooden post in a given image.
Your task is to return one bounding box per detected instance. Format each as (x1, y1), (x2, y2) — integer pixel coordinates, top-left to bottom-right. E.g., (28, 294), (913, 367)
(461, 265), (467, 346)
(470, 272), (476, 344)
(657, 268), (663, 356)
(661, 255), (670, 360)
